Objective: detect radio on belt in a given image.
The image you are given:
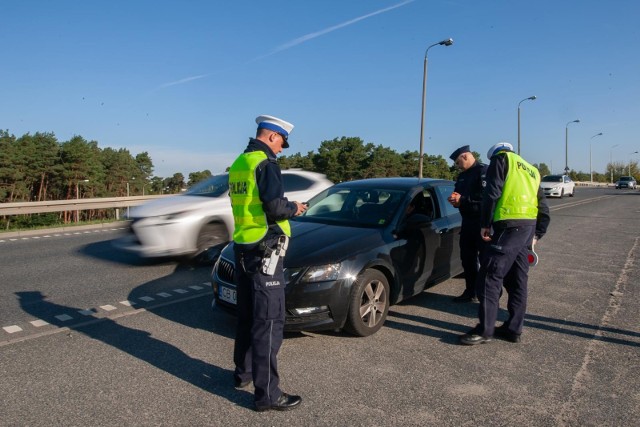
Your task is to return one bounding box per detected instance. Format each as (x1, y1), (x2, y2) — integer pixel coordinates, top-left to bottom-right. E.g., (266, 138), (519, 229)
(261, 235), (289, 275)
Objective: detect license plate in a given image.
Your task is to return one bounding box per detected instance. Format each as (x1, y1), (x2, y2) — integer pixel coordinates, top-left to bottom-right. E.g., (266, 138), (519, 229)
(219, 285), (237, 305)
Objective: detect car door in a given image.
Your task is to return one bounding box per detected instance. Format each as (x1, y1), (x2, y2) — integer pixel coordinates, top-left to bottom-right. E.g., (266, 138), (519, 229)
(426, 183), (462, 284)
(392, 187), (441, 300)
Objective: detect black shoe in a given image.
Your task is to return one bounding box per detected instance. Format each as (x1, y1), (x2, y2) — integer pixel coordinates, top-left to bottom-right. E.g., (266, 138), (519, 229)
(453, 293), (478, 303)
(460, 333), (492, 345)
(234, 377), (251, 389)
(256, 393), (302, 412)
(494, 325), (521, 343)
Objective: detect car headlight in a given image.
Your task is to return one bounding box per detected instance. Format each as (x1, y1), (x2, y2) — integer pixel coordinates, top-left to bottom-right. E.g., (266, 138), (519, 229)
(158, 210), (194, 221)
(286, 263), (341, 284)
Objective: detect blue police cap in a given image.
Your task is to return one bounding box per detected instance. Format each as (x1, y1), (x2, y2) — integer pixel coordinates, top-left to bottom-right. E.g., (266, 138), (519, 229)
(449, 145), (471, 161)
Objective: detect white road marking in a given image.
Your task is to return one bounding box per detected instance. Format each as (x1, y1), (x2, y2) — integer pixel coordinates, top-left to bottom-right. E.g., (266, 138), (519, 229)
(30, 320), (49, 327)
(2, 281), (212, 339)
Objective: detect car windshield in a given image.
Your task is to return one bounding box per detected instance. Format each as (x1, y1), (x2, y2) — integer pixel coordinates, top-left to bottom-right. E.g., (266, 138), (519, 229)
(294, 185), (408, 227)
(619, 177), (632, 181)
(184, 174), (229, 198)
(541, 175), (563, 183)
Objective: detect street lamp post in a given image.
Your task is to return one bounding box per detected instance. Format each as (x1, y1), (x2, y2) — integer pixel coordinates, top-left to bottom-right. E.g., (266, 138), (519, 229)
(629, 151), (639, 176)
(418, 37), (453, 178)
(565, 119), (580, 174)
(610, 144), (619, 184)
(517, 96), (537, 155)
(589, 132), (603, 184)
(125, 177), (138, 218)
(75, 179), (89, 223)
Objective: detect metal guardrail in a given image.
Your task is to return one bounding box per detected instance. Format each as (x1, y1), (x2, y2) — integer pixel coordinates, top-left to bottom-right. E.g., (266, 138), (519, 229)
(0, 195), (168, 215)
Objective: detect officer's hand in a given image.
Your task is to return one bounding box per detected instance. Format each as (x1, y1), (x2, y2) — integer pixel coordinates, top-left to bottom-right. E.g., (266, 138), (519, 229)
(448, 192), (461, 207)
(294, 201), (308, 216)
(481, 227), (492, 242)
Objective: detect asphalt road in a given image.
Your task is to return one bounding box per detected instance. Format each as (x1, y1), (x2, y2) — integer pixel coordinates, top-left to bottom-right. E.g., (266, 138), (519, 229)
(1, 187), (638, 426)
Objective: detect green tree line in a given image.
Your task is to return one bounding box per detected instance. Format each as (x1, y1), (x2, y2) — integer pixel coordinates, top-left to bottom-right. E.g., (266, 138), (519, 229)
(2, 129), (636, 230)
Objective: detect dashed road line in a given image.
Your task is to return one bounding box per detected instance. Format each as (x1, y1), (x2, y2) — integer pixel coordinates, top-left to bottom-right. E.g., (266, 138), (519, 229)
(1, 283), (213, 344)
(0, 227), (128, 244)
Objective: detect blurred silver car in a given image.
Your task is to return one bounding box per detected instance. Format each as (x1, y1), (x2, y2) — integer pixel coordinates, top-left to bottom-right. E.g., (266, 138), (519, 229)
(540, 174), (575, 198)
(114, 170), (332, 261)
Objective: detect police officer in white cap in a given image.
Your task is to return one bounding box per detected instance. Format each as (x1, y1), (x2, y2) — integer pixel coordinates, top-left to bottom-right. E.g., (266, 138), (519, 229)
(229, 115), (307, 411)
(460, 142), (550, 345)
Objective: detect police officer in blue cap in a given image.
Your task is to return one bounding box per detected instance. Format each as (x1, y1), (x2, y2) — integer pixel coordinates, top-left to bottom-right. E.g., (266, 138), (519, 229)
(460, 142), (550, 345)
(229, 115), (307, 411)
(448, 145), (488, 303)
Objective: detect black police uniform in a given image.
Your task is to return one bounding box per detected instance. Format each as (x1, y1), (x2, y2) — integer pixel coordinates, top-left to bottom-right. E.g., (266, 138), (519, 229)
(232, 138), (298, 408)
(476, 152), (550, 339)
(453, 160), (488, 300)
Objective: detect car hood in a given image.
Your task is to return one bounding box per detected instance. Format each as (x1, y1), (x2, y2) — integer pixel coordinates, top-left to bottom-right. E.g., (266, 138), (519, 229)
(287, 221), (387, 266)
(220, 221), (388, 267)
(129, 194), (230, 218)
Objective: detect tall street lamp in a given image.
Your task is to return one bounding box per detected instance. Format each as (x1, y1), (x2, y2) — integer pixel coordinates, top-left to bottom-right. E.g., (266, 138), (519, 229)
(565, 119), (580, 174)
(126, 177), (136, 218)
(517, 96), (537, 155)
(589, 132), (603, 184)
(418, 37), (453, 178)
(75, 179), (89, 223)
(629, 151), (639, 176)
(610, 144), (619, 184)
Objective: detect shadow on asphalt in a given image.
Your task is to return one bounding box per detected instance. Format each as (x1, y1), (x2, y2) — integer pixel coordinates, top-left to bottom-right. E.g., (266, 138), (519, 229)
(15, 291), (256, 410)
(385, 287), (640, 348)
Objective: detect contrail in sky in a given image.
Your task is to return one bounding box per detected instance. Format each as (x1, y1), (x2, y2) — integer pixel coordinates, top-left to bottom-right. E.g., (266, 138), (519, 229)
(158, 0), (414, 89)
(158, 74), (210, 89)
(252, 0), (415, 61)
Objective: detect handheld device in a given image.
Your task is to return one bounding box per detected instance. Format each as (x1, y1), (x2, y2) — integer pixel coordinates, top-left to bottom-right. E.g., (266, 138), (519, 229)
(261, 235), (290, 275)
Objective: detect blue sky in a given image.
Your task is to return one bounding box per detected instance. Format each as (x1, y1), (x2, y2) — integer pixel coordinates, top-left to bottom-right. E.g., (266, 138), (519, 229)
(2, 0), (639, 178)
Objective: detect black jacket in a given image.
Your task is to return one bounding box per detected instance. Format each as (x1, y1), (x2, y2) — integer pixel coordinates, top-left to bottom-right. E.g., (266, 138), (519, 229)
(454, 161), (488, 220)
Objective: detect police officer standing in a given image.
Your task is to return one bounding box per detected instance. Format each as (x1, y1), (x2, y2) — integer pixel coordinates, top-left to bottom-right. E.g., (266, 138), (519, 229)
(229, 115), (307, 411)
(447, 145), (488, 303)
(460, 142), (550, 345)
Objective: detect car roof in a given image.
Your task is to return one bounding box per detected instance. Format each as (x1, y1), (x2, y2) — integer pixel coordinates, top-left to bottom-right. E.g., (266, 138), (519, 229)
(332, 177), (451, 190)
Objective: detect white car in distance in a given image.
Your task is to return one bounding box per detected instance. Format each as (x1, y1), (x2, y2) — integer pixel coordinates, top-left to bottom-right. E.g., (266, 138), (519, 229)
(540, 174), (575, 198)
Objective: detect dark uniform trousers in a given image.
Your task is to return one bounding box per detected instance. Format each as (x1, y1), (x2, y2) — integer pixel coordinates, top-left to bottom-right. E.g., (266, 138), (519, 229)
(459, 217), (486, 297)
(233, 244), (286, 407)
(477, 224), (535, 337)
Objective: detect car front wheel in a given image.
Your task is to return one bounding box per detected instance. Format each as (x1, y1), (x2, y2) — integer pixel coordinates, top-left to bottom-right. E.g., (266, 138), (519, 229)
(344, 269), (390, 337)
(569, 187), (575, 197)
(194, 223), (228, 264)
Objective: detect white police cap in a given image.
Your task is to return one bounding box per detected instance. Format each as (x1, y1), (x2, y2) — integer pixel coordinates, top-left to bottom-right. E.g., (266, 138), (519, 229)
(487, 142), (514, 160)
(256, 115), (294, 148)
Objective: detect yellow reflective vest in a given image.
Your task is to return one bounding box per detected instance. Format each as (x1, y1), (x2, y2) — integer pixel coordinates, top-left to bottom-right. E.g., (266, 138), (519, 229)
(229, 151), (291, 244)
(493, 152), (540, 222)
